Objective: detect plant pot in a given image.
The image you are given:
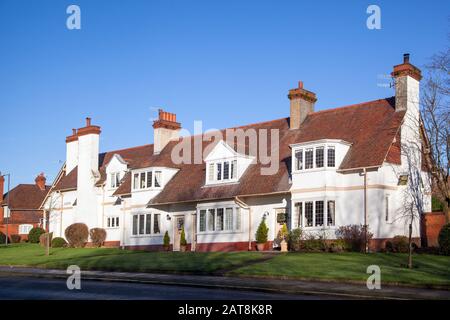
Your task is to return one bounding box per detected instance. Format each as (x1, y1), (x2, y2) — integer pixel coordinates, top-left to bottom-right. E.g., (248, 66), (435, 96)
(180, 245), (187, 252)
(280, 240), (288, 252)
(256, 243), (265, 251)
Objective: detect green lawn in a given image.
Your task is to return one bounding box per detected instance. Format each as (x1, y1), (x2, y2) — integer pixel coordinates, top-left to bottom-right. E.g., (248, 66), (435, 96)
(0, 244), (264, 273)
(1, 244), (449, 287)
(230, 252), (450, 287)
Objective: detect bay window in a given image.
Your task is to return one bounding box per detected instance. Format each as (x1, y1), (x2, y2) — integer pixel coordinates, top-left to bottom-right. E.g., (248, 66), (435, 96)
(293, 144), (337, 171)
(199, 207), (241, 233)
(132, 213), (161, 236)
(295, 199), (336, 228)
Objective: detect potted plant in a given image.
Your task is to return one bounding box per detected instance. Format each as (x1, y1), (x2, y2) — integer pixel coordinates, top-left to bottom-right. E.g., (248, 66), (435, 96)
(279, 223), (289, 252)
(180, 227), (187, 252)
(163, 231), (170, 251)
(255, 216), (269, 251)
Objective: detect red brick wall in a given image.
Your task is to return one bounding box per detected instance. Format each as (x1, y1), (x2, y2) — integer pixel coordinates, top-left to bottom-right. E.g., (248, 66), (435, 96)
(421, 212), (446, 247)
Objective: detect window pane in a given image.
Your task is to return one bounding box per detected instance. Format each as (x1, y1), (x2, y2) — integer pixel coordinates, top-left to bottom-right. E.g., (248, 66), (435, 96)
(315, 201), (324, 227)
(132, 215), (138, 235)
(116, 217), (120, 227)
(145, 214), (152, 234)
(217, 163), (222, 180)
(139, 214), (145, 235)
(111, 217), (115, 227)
(199, 210), (206, 232)
(153, 214), (160, 234)
(235, 208), (241, 231)
(223, 162), (230, 180)
(154, 171), (162, 187)
(133, 174), (139, 189)
(295, 202), (303, 228)
(385, 197), (389, 222)
(231, 160), (237, 179)
(225, 208), (233, 230)
(216, 208), (224, 231)
(208, 209), (215, 231)
(111, 173), (116, 188)
(147, 171), (153, 188)
(140, 172), (146, 189)
(208, 163), (214, 182)
(327, 201), (335, 226)
(327, 147), (335, 167)
(295, 149), (303, 170)
(305, 149), (313, 169)
(305, 202), (313, 227)
(107, 217), (111, 228)
(316, 147), (324, 168)
(116, 173), (120, 187)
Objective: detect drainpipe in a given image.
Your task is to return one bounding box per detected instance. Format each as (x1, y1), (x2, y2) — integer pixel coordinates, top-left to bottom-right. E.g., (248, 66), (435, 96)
(235, 196), (252, 251)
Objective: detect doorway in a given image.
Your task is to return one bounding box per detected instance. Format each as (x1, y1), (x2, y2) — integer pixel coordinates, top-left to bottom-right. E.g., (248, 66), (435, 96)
(274, 208), (287, 248)
(173, 216), (185, 251)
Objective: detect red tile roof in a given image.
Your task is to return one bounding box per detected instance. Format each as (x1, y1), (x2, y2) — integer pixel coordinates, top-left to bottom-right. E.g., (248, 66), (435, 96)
(53, 97), (405, 205)
(1, 184), (51, 210)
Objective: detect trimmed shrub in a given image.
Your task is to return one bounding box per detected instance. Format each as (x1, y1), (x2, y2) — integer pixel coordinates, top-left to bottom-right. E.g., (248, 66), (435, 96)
(39, 232), (53, 248)
(288, 228), (303, 251)
(163, 231), (170, 249)
(89, 228), (107, 247)
(51, 237), (68, 248)
(438, 223), (450, 255)
(336, 224), (373, 252)
(180, 227), (187, 246)
(65, 223), (89, 248)
(10, 234), (21, 244)
(302, 234), (327, 252)
(391, 235), (409, 253)
(256, 216), (269, 244)
(28, 227), (45, 244)
(329, 239), (347, 253)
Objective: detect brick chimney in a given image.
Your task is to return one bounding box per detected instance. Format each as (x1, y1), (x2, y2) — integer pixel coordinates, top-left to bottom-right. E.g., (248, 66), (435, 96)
(153, 109), (181, 154)
(35, 173), (47, 191)
(288, 81), (317, 129)
(391, 53), (422, 112)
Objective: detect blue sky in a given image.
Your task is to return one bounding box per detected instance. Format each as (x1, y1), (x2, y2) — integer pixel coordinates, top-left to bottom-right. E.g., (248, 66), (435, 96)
(0, 0), (448, 188)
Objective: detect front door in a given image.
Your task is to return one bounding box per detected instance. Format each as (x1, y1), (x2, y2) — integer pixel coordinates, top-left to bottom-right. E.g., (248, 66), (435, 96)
(274, 208), (287, 248)
(173, 216), (185, 251)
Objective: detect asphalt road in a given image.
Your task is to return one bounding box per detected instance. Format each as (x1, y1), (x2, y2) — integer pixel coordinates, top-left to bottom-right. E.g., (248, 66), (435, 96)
(0, 275), (330, 300)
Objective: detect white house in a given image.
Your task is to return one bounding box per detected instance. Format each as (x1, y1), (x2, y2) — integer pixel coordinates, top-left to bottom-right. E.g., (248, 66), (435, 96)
(43, 54), (431, 251)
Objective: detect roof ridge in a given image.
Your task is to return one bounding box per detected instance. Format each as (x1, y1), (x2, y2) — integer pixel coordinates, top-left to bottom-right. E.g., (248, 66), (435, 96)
(313, 97), (395, 115)
(101, 143), (154, 156)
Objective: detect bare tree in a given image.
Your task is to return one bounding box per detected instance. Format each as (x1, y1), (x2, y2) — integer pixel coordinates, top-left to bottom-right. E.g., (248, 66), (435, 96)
(421, 45), (450, 222)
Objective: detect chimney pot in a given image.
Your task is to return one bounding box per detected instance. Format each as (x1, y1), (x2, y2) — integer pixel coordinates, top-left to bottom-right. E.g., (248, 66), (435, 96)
(86, 117), (92, 127)
(298, 81), (303, 89)
(72, 129), (77, 135)
(403, 53), (410, 64)
(35, 173), (46, 191)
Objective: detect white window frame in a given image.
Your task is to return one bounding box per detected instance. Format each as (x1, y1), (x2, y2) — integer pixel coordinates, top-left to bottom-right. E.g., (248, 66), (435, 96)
(293, 144), (337, 172)
(110, 172), (121, 189)
(19, 224), (33, 235)
(206, 159), (238, 184)
(131, 213), (162, 237)
(197, 206), (241, 234)
(294, 199), (337, 229)
(106, 216), (120, 229)
(132, 169), (164, 191)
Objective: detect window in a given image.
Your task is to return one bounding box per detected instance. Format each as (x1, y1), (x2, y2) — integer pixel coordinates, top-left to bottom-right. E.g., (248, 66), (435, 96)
(153, 214), (160, 234)
(231, 160), (237, 179)
(217, 163), (222, 181)
(235, 208), (241, 231)
(327, 147), (335, 167)
(199, 210), (206, 232)
(133, 170), (163, 190)
(216, 208), (224, 231)
(107, 217), (120, 228)
(18, 224), (33, 235)
(327, 201), (335, 226)
(132, 213), (160, 236)
(208, 209), (215, 231)
(385, 196), (389, 222)
(305, 202), (313, 227)
(295, 149), (303, 170)
(225, 208), (233, 230)
(208, 163), (214, 182)
(316, 147), (324, 168)
(223, 162), (230, 180)
(110, 172), (121, 188)
(315, 201), (324, 227)
(305, 149), (314, 169)
(154, 171), (162, 188)
(295, 202), (303, 227)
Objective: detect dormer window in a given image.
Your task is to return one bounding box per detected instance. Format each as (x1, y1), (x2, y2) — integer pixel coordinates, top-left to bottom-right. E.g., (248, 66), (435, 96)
(133, 169), (163, 191)
(110, 172), (121, 188)
(208, 160), (237, 183)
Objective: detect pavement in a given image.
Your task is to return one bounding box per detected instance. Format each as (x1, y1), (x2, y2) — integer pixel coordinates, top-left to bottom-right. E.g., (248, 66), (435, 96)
(0, 266), (448, 300)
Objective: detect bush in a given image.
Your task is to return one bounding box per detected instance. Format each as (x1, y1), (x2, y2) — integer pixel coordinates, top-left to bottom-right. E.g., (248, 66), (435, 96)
(28, 227), (45, 244)
(438, 223), (450, 255)
(288, 228), (303, 251)
(163, 231), (170, 248)
(301, 234), (327, 252)
(10, 234), (21, 244)
(336, 224), (373, 252)
(51, 237), (68, 248)
(65, 223), (89, 248)
(256, 216), (269, 244)
(391, 235), (409, 253)
(39, 232), (53, 248)
(385, 241), (394, 253)
(329, 239), (347, 253)
(432, 196), (444, 212)
(89, 228), (107, 247)
(180, 227), (187, 246)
